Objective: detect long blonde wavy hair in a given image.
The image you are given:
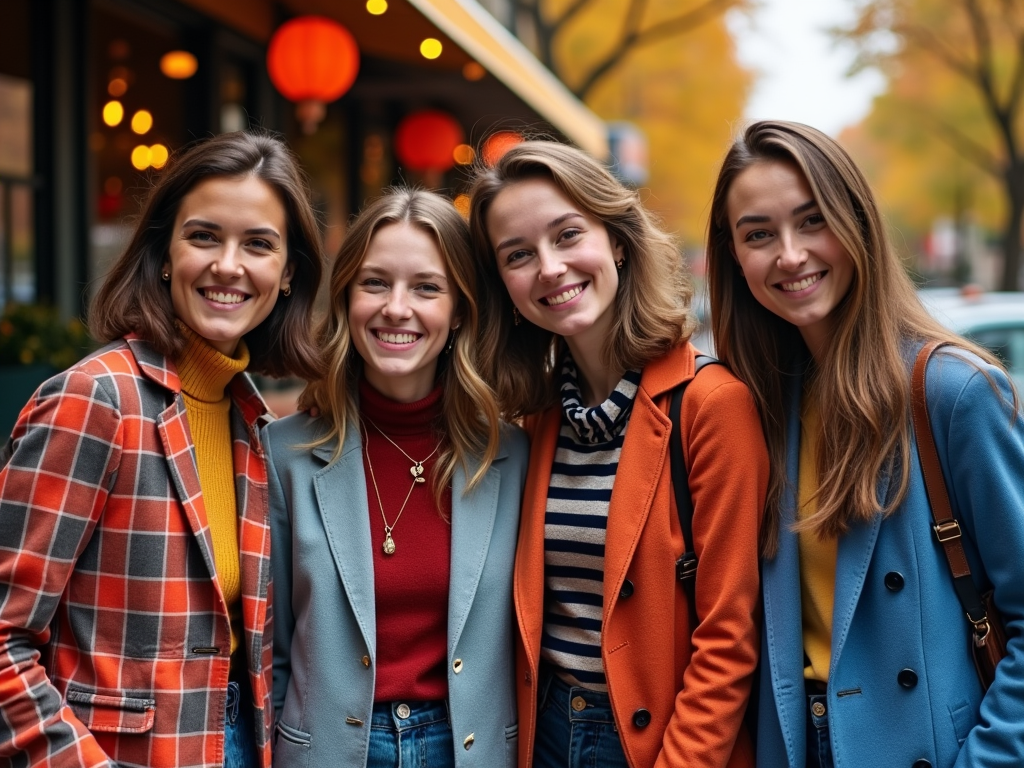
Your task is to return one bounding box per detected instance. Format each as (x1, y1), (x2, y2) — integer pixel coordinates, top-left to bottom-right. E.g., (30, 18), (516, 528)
(706, 120), (1006, 557)
(302, 188), (502, 499)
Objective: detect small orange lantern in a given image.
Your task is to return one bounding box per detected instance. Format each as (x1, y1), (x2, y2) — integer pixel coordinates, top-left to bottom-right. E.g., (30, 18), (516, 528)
(267, 16), (360, 134)
(394, 110), (464, 173)
(482, 130), (523, 166)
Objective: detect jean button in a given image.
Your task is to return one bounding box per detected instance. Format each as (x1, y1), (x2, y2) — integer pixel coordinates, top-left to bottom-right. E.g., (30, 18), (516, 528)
(571, 696), (587, 712)
(396, 703), (411, 719)
(811, 701), (826, 717)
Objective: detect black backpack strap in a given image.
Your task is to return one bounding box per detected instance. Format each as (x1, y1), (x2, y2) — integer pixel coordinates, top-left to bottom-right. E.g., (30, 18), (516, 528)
(669, 354), (721, 631)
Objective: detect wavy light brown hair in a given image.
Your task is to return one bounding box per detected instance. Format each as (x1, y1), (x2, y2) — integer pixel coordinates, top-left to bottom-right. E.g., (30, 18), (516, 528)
(468, 140), (695, 418)
(302, 188), (502, 498)
(707, 120), (1003, 557)
(89, 131), (324, 380)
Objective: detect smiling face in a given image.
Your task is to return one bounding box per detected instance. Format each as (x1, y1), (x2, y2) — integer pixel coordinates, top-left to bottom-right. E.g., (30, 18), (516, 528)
(164, 175), (292, 356)
(726, 160), (855, 360)
(485, 176), (622, 357)
(348, 222), (457, 403)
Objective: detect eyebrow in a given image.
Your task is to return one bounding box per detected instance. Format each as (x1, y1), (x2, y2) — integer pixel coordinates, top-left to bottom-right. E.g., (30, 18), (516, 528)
(359, 265), (448, 282)
(181, 219), (281, 238)
(733, 199), (818, 230)
(494, 211), (585, 252)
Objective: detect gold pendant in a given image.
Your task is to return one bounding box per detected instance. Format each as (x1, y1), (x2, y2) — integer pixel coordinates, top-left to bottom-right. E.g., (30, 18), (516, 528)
(411, 463), (425, 484)
(383, 530), (396, 555)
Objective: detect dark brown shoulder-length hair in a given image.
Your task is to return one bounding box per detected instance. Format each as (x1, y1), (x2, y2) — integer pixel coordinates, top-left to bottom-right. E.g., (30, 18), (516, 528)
(706, 120), (1005, 557)
(468, 140), (695, 418)
(302, 187), (502, 500)
(89, 130), (325, 379)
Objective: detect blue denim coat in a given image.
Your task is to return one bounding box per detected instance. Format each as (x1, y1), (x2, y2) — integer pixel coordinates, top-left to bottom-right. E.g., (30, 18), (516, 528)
(757, 348), (1024, 768)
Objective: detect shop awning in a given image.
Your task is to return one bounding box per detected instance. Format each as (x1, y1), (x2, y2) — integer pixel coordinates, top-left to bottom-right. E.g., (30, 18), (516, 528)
(405, 0), (608, 159)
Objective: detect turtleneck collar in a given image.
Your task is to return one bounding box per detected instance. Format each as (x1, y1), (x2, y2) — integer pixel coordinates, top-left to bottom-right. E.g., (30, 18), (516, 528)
(560, 353), (642, 444)
(358, 376), (443, 437)
(175, 323), (250, 403)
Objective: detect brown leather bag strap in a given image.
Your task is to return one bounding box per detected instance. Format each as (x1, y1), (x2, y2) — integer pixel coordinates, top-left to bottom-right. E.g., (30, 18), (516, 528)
(911, 341), (992, 641)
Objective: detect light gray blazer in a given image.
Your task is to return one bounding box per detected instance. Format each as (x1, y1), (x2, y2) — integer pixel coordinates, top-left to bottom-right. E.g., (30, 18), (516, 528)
(263, 412), (528, 768)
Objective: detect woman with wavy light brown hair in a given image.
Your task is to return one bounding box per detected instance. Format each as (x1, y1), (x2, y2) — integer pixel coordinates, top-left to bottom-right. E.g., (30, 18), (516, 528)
(0, 130), (323, 768)
(706, 119), (1024, 768)
(468, 140), (768, 768)
(265, 187), (528, 768)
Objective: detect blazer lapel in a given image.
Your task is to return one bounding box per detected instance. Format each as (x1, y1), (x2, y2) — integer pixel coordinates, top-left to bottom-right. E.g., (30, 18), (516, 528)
(761, 375), (809, 767)
(312, 430), (377, 656)
(157, 398), (219, 586)
(603, 389), (671, 612)
(448, 455), (502, 654)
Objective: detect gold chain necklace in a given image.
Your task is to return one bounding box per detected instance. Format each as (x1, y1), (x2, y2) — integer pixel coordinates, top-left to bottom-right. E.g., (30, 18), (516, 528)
(361, 414), (441, 484)
(361, 421), (439, 556)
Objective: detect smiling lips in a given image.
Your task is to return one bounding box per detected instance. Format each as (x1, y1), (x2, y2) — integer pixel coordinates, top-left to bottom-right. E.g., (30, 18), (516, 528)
(541, 283), (587, 306)
(374, 330), (421, 345)
(778, 271), (825, 293)
(200, 288), (250, 305)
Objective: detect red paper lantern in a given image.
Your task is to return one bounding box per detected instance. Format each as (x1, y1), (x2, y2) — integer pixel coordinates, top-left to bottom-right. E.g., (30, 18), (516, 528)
(482, 130), (523, 166)
(394, 110), (465, 173)
(267, 16), (360, 133)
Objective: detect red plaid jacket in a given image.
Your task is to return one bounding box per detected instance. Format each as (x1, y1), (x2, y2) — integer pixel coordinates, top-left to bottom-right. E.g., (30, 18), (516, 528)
(0, 336), (275, 768)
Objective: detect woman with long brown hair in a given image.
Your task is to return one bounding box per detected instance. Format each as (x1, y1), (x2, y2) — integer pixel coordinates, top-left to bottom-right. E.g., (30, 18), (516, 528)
(469, 140), (768, 768)
(265, 187), (528, 768)
(0, 130), (323, 768)
(707, 119), (1024, 767)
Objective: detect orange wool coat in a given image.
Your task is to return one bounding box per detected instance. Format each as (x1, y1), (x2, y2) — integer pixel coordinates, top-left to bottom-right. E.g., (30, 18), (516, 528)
(514, 343), (769, 768)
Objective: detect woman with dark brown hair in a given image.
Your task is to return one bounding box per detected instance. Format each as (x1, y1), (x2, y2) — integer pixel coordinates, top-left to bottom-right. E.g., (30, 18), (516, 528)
(0, 130), (323, 768)
(707, 119), (1024, 768)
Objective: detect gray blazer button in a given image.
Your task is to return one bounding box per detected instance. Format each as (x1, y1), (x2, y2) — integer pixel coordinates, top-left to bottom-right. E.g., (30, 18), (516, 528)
(453, 658), (463, 673)
(463, 733), (475, 750)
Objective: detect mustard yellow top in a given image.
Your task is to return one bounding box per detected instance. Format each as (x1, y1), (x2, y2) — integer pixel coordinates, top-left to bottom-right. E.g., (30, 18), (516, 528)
(175, 326), (249, 657)
(797, 396), (837, 683)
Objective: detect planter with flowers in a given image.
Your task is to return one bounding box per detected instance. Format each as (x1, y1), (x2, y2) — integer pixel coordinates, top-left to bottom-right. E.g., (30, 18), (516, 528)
(0, 303), (93, 439)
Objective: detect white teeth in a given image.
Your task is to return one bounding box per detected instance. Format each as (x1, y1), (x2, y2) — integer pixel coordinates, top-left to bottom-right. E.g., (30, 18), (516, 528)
(545, 285), (584, 305)
(376, 331), (418, 344)
(203, 290), (246, 304)
(781, 273), (822, 293)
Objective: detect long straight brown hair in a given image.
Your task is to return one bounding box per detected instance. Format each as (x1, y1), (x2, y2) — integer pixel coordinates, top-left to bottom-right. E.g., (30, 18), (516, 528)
(706, 120), (1005, 557)
(302, 188), (502, 500)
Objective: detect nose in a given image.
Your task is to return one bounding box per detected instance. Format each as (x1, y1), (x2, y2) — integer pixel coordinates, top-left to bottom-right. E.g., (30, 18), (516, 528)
(210, 241), (245, 278)
(536, 246), (567, 282)
(776, 233), (807, 271)
(382, 286), (412, 320)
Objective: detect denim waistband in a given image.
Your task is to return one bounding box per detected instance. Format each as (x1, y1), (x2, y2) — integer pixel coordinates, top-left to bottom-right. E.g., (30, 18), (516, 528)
(371, 699), (450, 731)
(540, 669), (616, 724)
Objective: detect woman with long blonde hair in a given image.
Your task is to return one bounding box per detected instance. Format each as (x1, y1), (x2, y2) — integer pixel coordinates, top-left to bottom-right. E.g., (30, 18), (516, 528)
(265, 188), (528, 768)
(707, 119), (1024, 767)
(469, 141), (768, 768)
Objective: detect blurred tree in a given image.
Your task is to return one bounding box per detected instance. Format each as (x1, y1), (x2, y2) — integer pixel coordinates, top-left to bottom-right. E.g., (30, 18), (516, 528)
(504, 0), (753, 247)
(844, 0), (1024, 289)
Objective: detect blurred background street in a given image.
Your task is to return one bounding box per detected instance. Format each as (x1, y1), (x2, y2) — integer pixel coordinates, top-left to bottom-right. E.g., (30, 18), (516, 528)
(3, 0), (1023, 433)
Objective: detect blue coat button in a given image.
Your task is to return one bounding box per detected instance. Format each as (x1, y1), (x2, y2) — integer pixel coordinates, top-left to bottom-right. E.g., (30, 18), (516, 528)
(898, 668), (918, 688)
(885, 571), (905, 591)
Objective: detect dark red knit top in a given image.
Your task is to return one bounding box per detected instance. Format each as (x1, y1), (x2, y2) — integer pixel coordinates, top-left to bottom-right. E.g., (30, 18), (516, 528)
(358, 377), (451, 703)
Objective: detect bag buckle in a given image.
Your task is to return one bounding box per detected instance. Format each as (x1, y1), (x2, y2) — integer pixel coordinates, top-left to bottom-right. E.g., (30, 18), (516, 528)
(675, 553), (697, 583)
(932, 519), (962, 543)
(969, 613), (992, 645)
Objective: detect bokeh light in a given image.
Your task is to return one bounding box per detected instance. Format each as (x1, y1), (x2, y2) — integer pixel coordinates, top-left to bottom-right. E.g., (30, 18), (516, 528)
(366, 0), (388, 14)
(420, 38), (443, 60)
(131, 145), (152, 170)
(131, 109), (153, 135)
(150, 144), (169, 169)
(160, 51), (198, 79)
(102, 101), (124, 127)
(453, 144), (475, 165)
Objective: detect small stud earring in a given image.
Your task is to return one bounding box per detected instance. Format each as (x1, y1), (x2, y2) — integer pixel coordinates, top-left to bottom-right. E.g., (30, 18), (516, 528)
(615, 258), (625, 271)
(161, 270), (170, 281)
(512, 306), (521, 326)
(282, 285), (292, 297)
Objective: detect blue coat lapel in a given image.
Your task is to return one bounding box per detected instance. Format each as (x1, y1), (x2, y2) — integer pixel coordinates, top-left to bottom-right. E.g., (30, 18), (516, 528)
(312, 429), (377, 658)
(448, 453), (502, 655)
(762, 373), (806, 767)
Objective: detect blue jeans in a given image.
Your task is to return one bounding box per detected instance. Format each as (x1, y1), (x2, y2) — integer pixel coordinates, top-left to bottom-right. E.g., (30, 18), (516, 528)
(805, 684), (834, 768)
(533, 669), (629, 768)
(367, 699), (455, 768)
(223, 678), (259, 768)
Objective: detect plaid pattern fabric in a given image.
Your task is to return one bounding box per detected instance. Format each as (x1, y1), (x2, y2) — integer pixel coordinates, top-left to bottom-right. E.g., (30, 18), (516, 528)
(0, 336), (274, 768)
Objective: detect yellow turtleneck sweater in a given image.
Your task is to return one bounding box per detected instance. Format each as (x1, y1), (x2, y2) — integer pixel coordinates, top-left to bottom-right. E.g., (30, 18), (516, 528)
(175, 325), (250, 658)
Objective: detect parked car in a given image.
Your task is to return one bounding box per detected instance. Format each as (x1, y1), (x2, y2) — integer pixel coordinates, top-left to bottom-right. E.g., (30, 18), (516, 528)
(919, 288), (1024, 388)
